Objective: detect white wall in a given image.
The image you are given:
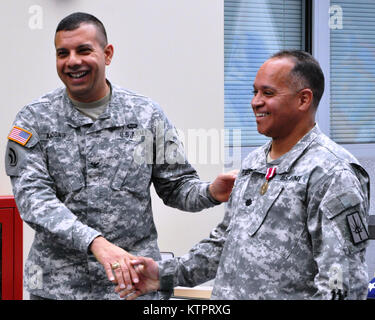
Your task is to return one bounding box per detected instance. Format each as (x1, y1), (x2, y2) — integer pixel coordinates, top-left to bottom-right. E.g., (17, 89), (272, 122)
(0, 0), (225, 298)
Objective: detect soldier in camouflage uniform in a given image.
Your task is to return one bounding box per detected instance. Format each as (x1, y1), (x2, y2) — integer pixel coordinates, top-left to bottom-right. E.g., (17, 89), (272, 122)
(4, 13), (236, 300)
(118, 50), (370, 300)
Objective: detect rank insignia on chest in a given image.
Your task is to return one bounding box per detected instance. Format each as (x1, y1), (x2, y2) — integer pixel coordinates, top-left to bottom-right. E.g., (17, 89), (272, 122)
(260, 167), (276, 195)
(8, 126), (32, 146)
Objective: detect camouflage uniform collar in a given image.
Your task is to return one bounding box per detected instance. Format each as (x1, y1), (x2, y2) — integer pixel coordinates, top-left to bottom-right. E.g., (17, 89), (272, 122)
(243, 124), (320, 174)
(64, 81), (129, 132)
(64, 91), (94, 128)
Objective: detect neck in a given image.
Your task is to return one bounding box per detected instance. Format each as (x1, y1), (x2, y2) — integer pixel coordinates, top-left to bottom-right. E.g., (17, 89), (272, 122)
(69, 81), (110, 103)
(270, 122), (315, 160)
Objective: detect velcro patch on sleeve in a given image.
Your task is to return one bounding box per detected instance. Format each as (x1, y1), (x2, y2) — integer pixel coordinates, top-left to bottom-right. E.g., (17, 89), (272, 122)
(346, 212), (369, 245)
(8, 126), (32, 146)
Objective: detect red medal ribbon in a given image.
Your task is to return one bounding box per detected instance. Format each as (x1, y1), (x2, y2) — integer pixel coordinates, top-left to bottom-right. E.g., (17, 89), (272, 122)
(260, 167), (277, 195)
(265, 167), (276, 181)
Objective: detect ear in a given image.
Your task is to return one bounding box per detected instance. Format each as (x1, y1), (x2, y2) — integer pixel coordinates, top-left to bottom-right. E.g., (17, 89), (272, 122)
(298, 88), (313, 112)
(104, 44), (114, 66)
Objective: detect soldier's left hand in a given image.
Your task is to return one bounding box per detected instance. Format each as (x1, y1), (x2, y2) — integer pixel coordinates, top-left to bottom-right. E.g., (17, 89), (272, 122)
(89, 236), (139, 290)
(208, 169), (239, 202)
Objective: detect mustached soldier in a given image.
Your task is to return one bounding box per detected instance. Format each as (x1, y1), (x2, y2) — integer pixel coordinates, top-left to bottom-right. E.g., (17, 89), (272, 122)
(5, 12), (236, 300)
(118, 50), (370, 300)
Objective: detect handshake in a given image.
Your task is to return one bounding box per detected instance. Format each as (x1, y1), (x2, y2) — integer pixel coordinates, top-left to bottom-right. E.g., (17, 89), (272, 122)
(89, 170), (239, 299)
(114, 256), (162, 300)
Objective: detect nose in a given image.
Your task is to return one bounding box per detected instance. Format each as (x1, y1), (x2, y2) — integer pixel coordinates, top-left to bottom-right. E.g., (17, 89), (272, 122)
(66, 52), (82, 69)
(251, 91), (264, 110)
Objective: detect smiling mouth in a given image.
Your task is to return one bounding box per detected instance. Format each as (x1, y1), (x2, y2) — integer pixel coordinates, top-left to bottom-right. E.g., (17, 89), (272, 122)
(67, 71), (89, 79)
(255, 112), (271, 118)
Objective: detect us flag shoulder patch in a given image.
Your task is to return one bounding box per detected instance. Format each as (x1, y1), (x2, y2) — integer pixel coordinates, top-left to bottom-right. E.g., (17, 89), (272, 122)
(8, 126), (32, 146)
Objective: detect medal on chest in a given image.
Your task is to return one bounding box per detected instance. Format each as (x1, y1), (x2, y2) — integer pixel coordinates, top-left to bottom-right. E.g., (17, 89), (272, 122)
(260, 167), (276, 195)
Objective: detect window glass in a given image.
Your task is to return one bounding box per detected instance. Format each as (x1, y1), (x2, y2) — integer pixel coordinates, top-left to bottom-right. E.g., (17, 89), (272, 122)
(330, 0), (375, 143)
(224, 0), (305, 147)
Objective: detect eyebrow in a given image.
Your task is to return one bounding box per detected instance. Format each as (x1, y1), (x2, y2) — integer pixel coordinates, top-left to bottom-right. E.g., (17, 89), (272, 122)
(76, 44), (94, 50)
(252, 85), (276, 91)
(56, 43), (94, 52)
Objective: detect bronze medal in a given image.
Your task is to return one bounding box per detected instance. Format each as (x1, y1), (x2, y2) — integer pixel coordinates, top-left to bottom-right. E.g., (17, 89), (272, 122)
(260, 181), (268, 195)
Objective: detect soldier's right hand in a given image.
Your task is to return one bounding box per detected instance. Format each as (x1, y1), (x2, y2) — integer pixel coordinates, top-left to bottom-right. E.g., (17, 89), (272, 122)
(209, 169), (239, 202)
(89, 236), (139, 290)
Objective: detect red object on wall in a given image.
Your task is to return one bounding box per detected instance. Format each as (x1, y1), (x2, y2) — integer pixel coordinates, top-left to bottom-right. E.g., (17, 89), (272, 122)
(0, 196), (23, 300)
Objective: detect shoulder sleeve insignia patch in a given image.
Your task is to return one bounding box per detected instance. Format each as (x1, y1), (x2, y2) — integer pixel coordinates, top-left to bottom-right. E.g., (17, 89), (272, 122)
(8, 126), (32, 146)
(346, 212), (369, 245)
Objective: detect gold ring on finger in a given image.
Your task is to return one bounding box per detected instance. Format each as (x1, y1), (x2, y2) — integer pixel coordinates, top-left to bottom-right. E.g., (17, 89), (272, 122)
(111, 262), (121, 270)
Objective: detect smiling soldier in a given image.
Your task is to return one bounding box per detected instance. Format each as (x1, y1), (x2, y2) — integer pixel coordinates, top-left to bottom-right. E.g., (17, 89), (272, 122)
(117, 50), (371, 300)
(4, 12), (236, 300)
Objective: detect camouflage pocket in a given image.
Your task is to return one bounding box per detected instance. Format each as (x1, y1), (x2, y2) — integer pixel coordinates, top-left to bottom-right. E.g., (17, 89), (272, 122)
(243, 181), (307, 260)
(45, 133), (84, 195)
(111, 140), (152, 194)
(246, 184), (284, 237)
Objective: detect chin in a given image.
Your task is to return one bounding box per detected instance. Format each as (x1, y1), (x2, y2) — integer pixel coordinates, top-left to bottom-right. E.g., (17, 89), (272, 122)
(256, 125), (269, 137)
(67, 90), (90, 101)
(258, 130), (275, 141)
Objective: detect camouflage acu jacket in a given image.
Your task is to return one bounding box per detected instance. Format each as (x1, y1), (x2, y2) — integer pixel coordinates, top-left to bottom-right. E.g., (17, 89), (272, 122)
(5, 83), (219, 299)
(159, 125), (370, 299)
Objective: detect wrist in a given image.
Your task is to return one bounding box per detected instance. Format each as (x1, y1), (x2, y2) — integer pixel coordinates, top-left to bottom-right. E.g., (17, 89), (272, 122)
(207, 184), (222, 204)
(158, 274), (173, 300)
(156, 259), (177, 300)
(89, 235), (105, 253)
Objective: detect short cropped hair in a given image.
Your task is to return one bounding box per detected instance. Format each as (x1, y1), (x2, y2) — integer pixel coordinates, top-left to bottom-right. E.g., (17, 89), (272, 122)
(271, 50), (325, 108)
(56, 12), (108, 48)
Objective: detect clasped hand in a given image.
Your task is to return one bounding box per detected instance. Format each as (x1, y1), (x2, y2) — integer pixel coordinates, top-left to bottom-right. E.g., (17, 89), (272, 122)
(91, 171), (238, 297)
(90, 237), (160, 298)
(115, 256), (160, 300)
(90, 236), (139, 290)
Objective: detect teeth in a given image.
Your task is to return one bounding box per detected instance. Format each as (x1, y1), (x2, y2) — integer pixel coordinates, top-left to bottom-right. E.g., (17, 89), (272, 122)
(69, 71), (88, 78)
(256, 112), (270, 117)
